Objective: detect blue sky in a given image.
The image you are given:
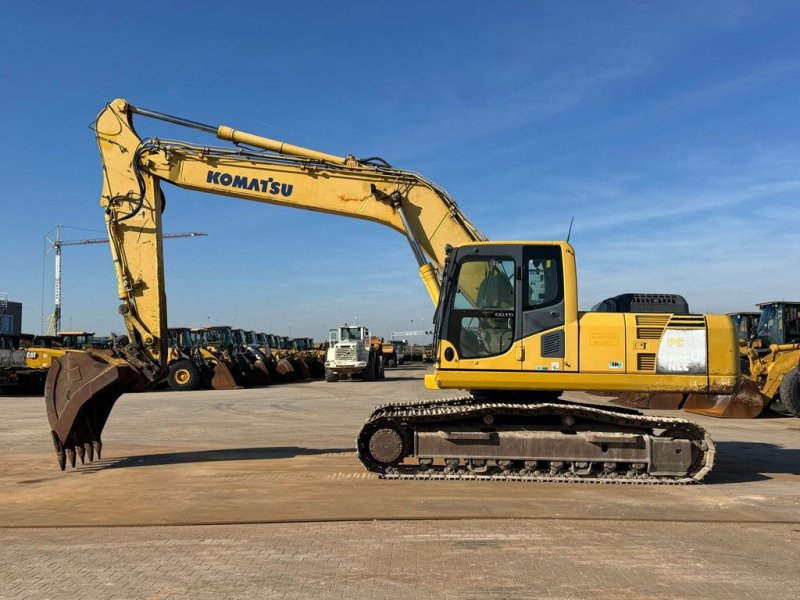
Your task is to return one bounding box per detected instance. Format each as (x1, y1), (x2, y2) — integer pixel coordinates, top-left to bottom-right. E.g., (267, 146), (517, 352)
(1, 1), (799, 341)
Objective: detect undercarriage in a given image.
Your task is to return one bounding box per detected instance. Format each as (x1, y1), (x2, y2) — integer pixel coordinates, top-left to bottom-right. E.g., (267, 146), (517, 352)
(357, 396), (714, 484)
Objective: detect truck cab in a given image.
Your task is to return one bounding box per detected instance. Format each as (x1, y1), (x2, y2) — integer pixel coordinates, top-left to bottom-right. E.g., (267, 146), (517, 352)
(325, 325), (382, 382)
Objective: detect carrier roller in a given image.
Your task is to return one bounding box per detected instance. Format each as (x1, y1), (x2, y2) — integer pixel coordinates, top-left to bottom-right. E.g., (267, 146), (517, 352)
(357, 396), (715, 484)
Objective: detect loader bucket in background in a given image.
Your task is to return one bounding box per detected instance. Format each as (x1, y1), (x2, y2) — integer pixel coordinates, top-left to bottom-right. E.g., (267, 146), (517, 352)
(252, 359), (273, 385)
(208, 359), (240, 390)
(44, 352), (145, 470)
(610, 377), (769, 419)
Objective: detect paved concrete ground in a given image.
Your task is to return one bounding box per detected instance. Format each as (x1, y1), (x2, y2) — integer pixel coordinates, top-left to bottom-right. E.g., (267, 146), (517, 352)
(1, 365), (798, 598)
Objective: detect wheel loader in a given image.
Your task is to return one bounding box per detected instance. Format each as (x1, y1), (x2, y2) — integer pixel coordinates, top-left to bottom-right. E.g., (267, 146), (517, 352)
(230, 328), (272, 385)
(324, 326), (385, 382)
(165, 327), (238, 391)
(738, 301), (800, 416)
(44, 98), (767, 482)
(291, 338), (326, 378)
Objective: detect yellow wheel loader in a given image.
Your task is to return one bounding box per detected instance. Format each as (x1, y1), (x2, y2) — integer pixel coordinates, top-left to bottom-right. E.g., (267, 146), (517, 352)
(44, 99), (765, 481)
(166, 327), (238, 391)
(739, 302), (800, 416)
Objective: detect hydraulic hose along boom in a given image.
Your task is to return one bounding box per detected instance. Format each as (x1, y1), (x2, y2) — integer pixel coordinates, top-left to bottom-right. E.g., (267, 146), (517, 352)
(44, 99), (764, 482)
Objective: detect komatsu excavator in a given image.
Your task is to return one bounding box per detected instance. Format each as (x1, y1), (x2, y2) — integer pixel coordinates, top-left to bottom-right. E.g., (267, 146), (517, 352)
(45, 99), (763, 482)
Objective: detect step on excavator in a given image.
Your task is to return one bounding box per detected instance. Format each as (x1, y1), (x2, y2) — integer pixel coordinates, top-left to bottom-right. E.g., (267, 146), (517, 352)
(45, 99), (763, 482)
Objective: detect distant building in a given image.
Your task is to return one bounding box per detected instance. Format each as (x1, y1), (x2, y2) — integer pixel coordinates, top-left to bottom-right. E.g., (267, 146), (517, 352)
(0, 296), (22, 336)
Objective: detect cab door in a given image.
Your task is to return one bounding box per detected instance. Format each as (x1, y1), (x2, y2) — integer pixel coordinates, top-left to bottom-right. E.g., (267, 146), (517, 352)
(440, 246), (523, 372)
(520, 245), (573, 372)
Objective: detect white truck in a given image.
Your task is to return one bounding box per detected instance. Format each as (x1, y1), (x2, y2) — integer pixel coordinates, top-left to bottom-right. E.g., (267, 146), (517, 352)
(324, 325), (384, 382)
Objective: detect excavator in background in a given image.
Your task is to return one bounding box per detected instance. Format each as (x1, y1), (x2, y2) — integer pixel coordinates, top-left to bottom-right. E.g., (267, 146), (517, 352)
(45, 98), (764, 482)
(25, 331), (96, 370)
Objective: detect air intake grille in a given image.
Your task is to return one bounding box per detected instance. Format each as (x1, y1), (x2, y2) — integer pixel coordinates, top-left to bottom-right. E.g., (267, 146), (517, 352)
(335, 346), (358, 361)
(541, 330), (564, 358)
(637, 353), (656, 371)
(667, 315), (706, 329)
(635, 315), (670, 339)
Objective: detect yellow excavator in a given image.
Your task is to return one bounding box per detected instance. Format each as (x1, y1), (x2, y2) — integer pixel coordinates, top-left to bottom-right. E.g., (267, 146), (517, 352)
(45, 98), (762, 482)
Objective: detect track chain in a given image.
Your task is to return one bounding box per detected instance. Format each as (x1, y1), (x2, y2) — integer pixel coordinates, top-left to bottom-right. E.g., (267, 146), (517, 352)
(357, 395), (715, 485)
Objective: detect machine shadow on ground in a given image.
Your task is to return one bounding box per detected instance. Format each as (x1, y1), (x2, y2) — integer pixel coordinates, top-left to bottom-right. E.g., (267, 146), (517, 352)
(704, 441), (800, 484)
(77, 446), (356, 472)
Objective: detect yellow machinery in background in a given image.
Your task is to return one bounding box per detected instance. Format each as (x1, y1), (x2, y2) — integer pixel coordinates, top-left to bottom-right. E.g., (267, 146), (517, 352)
(43, 99), (766, 482)
(740, 302), (800, 416)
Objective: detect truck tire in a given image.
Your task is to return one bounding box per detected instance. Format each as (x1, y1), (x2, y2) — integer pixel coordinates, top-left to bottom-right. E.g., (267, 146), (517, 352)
(168, 359), (202, 391)
(778, 367), (800, 416)
(362, 352), (375, 381)
(325, 369), (339, 383)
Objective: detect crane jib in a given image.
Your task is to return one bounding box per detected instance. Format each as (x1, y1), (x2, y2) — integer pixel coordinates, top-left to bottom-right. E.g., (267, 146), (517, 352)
(206, 170), (294, 197)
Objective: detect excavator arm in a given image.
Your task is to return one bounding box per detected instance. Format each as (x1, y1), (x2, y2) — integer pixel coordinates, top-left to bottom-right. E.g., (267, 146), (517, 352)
(97, 98), (484, 368)
(45, 98), (485, 469)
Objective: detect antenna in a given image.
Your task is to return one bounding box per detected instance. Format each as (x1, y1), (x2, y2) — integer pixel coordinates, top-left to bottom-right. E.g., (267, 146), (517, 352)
(566, 216), (574, 243)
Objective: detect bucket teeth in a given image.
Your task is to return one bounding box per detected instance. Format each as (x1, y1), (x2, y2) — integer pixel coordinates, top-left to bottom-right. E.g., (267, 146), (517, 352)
(95, 440), (102, 460)
(51, 431), (66, 471)
(86, 441), (94, 462)
(66, 447), (76, 469)
(77, 444), (86, 464)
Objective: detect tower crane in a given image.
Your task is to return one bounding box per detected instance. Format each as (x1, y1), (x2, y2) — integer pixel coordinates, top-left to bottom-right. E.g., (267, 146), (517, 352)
(44, 226), (207, 334)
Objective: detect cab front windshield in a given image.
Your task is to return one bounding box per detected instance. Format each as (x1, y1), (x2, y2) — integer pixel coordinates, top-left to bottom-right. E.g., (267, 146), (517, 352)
(207, 328), (233, 346)
(756, 306), (781, 345)
(339, 327), (363, 341)
(450, 257), (515, 358)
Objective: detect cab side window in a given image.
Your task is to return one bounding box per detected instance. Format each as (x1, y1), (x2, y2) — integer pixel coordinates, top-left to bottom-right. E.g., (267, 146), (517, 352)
(524, 249), (563, 311)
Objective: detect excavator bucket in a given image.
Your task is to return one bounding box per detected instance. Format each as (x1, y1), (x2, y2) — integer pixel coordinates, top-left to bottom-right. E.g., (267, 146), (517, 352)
(44, 352), (145, 470)
(611, 377), (768, 419)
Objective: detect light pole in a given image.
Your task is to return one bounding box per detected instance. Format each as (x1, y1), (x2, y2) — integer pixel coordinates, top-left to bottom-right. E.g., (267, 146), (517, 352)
(410, 319), (414, 362)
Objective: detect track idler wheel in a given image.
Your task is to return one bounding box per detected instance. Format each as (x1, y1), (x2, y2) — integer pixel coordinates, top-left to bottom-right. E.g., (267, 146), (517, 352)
(357, 420), (410, 473)
(45, 352), (145, 470)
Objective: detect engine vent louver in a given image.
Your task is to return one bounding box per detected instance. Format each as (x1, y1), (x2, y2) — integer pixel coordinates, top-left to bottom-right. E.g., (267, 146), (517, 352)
(667, 315), (706, 329)
(637, 353), (656, 371)
(635, 315), (670, 339)
(541, 330), (564, 358)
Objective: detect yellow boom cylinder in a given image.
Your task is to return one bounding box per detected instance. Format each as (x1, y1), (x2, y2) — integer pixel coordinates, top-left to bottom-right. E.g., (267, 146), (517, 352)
(418, 263), (441, 306)
(216, 125), (347, 165)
